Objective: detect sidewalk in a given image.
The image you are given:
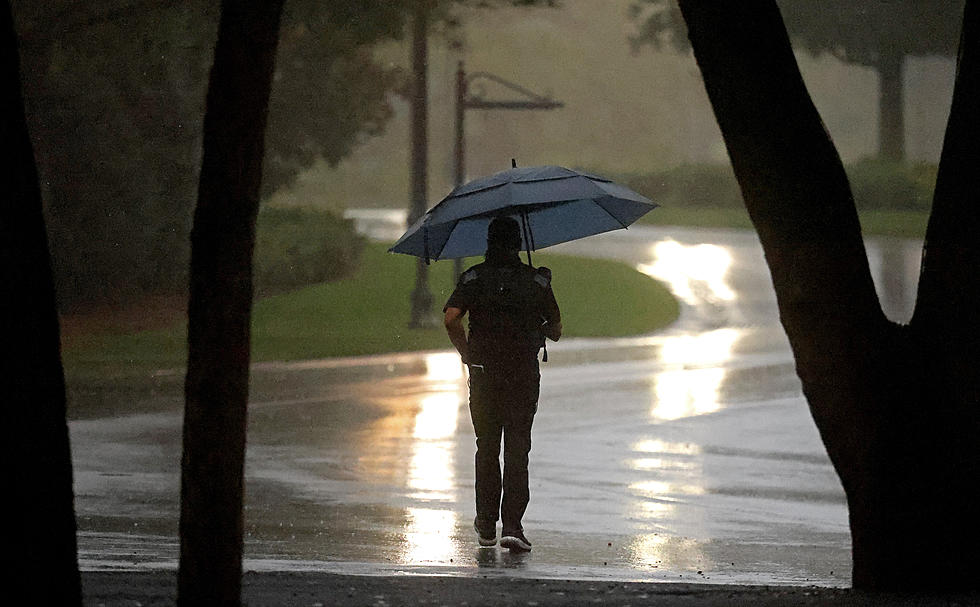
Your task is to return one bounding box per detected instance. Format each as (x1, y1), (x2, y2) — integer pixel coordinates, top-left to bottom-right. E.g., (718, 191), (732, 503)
(82, 571), (978, 606)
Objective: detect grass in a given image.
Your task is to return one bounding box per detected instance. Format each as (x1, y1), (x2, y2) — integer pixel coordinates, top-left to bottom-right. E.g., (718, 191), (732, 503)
(62, 243), (679, 375)
(639, 206), (929, 239)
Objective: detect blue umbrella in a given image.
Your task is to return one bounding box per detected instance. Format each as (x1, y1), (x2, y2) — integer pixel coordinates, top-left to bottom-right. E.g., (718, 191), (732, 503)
(389, 165), (657, 263)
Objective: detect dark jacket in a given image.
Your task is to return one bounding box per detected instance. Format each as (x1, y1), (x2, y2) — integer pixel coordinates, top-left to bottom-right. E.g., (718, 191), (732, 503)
(444, 254), (561, 366)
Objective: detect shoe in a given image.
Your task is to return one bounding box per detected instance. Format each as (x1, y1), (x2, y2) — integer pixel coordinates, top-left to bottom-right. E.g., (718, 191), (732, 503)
(474, 518), (496, 547)
(499, 530), (532, 553)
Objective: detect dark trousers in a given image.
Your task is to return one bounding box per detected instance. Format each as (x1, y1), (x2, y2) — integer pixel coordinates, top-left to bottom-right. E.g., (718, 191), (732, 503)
(468, 359), (539, 533)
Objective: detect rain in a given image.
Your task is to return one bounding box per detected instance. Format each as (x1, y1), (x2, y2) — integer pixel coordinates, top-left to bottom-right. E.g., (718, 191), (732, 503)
(7, 0), (976, 604)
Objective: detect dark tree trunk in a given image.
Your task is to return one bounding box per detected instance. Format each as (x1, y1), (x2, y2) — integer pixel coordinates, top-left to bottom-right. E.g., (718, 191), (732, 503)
(678, 0), (980, 591)
(178, 2), (283, 605)
(877, 49), (905, 161)
(1, 2), (80, 603)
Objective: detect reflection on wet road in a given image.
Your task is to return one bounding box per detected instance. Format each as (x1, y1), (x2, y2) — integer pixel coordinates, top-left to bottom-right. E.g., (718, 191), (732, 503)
(70, 218), (925, 586)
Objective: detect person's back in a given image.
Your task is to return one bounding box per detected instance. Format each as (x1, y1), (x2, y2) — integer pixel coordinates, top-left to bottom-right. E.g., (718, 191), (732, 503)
(443, 216), (561, 553)
(456, 256), (555, 366)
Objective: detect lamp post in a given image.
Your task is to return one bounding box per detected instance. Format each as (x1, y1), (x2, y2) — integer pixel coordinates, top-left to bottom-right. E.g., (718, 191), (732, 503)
(408, 1), (436, 329)
(452, 62), (564, 280)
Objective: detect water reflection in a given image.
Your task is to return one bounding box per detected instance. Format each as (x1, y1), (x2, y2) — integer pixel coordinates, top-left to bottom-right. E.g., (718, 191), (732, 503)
(651, 329), (739, 420)
(638, 240), (735, 306)
(633, 439), (701, 456)
(401, 353), (466, 564)
(412, 392), (459, 441)
(403, 507), (458, 564)
(627, 533), (706, 572)
(627, 437), (707, 565)
(423, 352), (466, 384)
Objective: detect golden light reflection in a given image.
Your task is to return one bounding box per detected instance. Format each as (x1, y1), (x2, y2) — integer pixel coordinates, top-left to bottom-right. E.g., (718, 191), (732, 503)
(628, 480), (675, 521)
(630, 480), (705, 499)
(637, 240), (735, 305)
(402, 353), (466, 563)
(650, 329), (739, 420)
(627, 440), (706, 537)
(406, 382), (461, 500)
(408, 441), (454, 498)
(628, 533), (705, 571)
(631, 479), (672, 497)
(413, 392), (459, 440)
(424, 352), (465, 383)
(659, 329), (739, 367)
(630, 457), (696, 471)
(632, 439), (702, 456)
(403, 507), (460, 564)
(630, 532), (669, 566)
(653, 368), (725, 420)
(635, 500), (673, 519)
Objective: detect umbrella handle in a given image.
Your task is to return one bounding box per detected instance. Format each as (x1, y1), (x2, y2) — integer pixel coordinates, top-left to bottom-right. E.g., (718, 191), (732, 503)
(520, 209), (534, 268)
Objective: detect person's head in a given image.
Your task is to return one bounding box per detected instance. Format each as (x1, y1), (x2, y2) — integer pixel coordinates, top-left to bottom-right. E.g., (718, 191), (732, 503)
(486, 216), (522, 259)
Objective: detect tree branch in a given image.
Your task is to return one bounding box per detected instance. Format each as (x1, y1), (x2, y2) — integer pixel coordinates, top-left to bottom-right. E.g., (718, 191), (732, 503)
(915, 2), (980, 337)
(677, 1), (888, 449)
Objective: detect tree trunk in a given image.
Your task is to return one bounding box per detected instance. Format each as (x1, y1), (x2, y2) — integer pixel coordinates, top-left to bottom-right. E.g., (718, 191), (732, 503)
(178, 2), (283, 605)
(1, 1), (81, 603)
(678, 0), (980, 591)
(877, 48), (906, 161)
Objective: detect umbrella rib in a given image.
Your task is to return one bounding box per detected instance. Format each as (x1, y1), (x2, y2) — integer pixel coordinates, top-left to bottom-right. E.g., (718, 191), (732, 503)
(594, 198), (630, 229)
(444, 218), (461, 260)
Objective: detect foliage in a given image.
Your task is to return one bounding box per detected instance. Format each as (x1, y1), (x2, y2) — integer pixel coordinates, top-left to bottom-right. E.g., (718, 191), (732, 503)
(619, 164), (743, 208)
(261, 1), (414, 196)
(10, 0), (560, 309)
(775, 1), (962, 66)
(630, 0), (963, 61)
(846, 158), (937, 211)
(10, 1), (411, 308)
(254, 207), (366, 294)
(619, 160), (937, 213)
(13, 2), (214, 307)
(629, 1), (962, 160)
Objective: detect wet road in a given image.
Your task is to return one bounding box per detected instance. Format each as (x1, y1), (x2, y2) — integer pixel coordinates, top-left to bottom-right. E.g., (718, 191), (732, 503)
(70, 215), (924, 586)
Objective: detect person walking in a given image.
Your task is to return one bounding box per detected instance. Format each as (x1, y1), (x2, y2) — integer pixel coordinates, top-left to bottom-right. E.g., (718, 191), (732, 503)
(443, 216), (562, 553)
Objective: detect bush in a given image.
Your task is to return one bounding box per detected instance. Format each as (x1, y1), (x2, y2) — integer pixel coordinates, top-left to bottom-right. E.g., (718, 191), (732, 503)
(254, 206), (365, 294)
(613, 160), (937, 212)
(621, 164), (743, 208)
(845, 158), (936, 211)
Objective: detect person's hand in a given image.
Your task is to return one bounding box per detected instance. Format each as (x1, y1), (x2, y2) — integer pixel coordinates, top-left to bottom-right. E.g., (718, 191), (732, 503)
(536, 266), (552, 281)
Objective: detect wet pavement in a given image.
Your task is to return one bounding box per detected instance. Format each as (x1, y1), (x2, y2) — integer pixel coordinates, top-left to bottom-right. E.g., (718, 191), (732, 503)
(70, 213), (925, 587)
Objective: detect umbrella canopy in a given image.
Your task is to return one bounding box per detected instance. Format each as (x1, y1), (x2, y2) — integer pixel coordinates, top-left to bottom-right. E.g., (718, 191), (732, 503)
(389, 165), (657, 261)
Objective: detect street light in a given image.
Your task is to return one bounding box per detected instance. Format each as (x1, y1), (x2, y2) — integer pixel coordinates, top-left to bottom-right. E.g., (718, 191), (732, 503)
(452, 62), (564, 280)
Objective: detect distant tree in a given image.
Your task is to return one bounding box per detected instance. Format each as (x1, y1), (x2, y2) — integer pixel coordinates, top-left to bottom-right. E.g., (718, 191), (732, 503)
(677, 0), (980, 591)
(632, 0), (963, 161)
(10, 1), (412, 307)
(12, 1), (219, 305)
(178, 1), (283, 604)
(262, 0), (561, 197)
(1, 0), (80, 603)
(261, 1), (411, 197)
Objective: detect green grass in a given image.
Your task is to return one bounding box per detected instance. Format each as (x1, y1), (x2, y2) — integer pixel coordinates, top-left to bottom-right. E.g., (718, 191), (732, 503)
(855, 210), (929, 239)
(640, 206), (929, 239)
(63, 243), (679, 374)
